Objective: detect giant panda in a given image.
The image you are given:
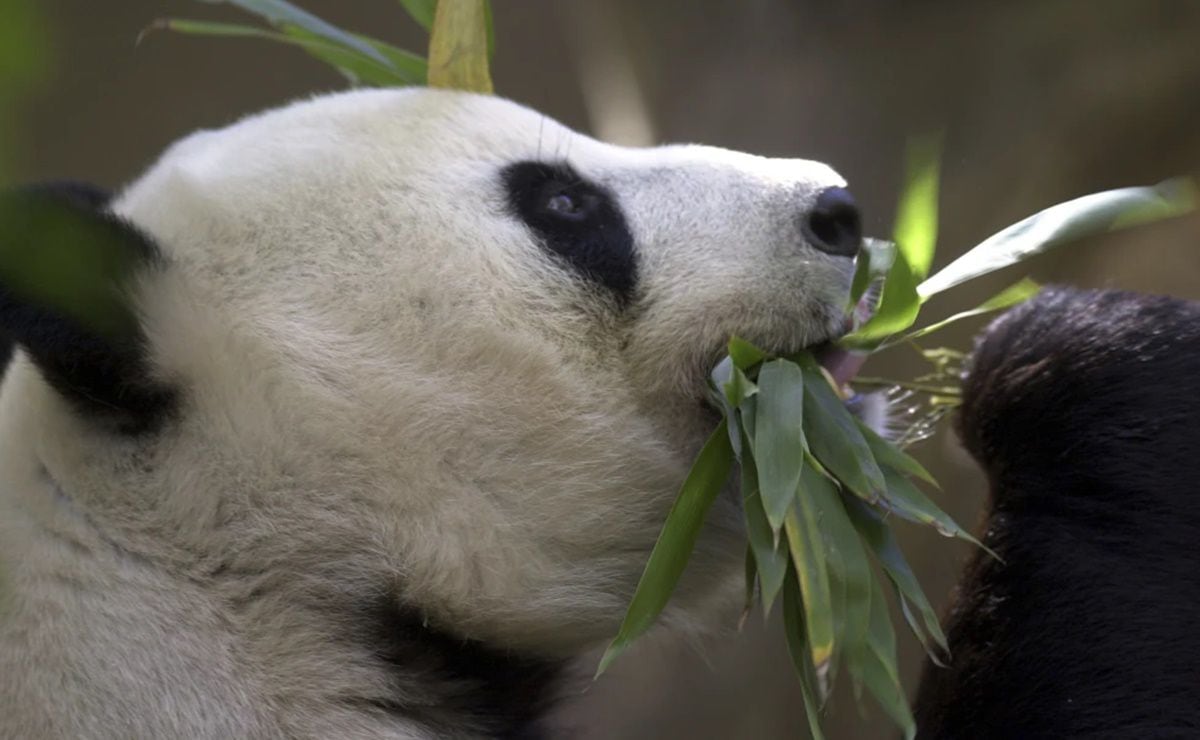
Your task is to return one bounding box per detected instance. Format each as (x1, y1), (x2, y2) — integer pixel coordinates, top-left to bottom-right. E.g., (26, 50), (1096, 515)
(913, 287), (1200, 738)
(0, 88), (868, 739)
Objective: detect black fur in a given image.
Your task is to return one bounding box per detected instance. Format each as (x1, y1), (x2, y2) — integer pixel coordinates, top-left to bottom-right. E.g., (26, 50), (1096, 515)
(502, 161), (637, 305)
(0, 182), (175, 433)
(366, 598), (564, 739)
(914, 287), (1200, 738)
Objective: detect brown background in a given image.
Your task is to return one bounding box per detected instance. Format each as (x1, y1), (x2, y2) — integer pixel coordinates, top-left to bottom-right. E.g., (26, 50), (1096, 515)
(8, 1), (1200, 737)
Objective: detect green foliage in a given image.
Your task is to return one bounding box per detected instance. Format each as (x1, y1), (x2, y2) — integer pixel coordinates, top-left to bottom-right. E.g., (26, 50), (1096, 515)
(0, 0), (49, 178)
(844, 135), (941, 347)
(596, 419), (735, 675)
(153, 19), (426, 86)
(0, 193), (146, 338)
(397, 0), (436, 31)
(917, 179), (1197, 300)
(897, 277), (1041, 345)
(754, 360), (807, 530)
(601, 345), (956, 739)
(157, 0), (494, 91)
(197, 0), (392, 63)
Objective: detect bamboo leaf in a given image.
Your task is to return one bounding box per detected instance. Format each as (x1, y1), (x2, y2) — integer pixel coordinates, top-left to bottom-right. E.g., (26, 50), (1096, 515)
(754, 359), (806, 531)
(784, 500), (834, 690)
(855, 419), (938, 487)
(900, 277), (1041, 343)
(849, 576), (917, 740)
(840, 248), (921, 348)
(741, 446), (788, 614)
(197, 0), (391, 66)
(710, 357), (756, 458)
(397, 0), (436, 31)
(157, 19), (425, 86)
(918, 179), (1197, 300)
(878, 468), (991, 556)
(427, 0), (493, 93)
(596, 420), (735, 675)
(283, 25), (426, 85)
(848, 238), (896, 311)
(791, 354), (885, 501)
(0, 190), (144, 338)
(893, 133), (942, 282)
(800, 458), (860, 686)
(844, 495), (948, 658)
(727, 336), (768, 371)
(783, 572), (828, 740)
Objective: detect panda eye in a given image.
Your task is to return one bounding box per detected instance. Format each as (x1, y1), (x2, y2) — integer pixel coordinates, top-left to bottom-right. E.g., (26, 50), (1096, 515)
(503, 160), (637, 304)
(541, 189), (595, 222)
(545, 192), (580, 216)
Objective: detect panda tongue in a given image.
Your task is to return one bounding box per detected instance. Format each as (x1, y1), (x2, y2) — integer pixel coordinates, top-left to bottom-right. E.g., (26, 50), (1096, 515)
(814, 286), (877, 388)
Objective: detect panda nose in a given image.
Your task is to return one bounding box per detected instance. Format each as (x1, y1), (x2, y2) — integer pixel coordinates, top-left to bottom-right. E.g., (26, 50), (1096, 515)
(804, 186), (863, 257)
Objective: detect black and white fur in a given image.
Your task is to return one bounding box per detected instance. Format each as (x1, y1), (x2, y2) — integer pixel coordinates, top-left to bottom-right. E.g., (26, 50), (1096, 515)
(914, 287), (1200, 738)
(0, 89), (863, 738)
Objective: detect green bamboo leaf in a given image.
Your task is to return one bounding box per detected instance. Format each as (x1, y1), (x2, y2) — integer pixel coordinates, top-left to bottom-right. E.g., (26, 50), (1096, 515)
(596, 420), (735, 675)
(802, 456), (871, 687)
(727, 336), (768, 371)
(719, 360), (758, 409)
(754, 360), (806, 531)
(197, 0), (391, 66)
(283, 25), (426, 85)
(791, 354), (885, 501)
(710, 357), (756, 459)
(739, 394), (758, 454)
(893, 133), (942, 281)
(782, 572), (828, 740)
(427, 0), (493, 93)
(848, 238), (896, 311)
(855, 419), (938, 487)
(879, 467), (966, 539)
(784, 500), (834, 689)
(824, 538), (847, 691)
(0, 191), (145, 338)
(741, 446), (788, 614)
(918, 179), (1197, 300)
(150, 18), (280, 40)
(839, 131), (943, 346)
(840, 248), (920, 349)
(900, 277), (1041, 343)
(849, 577), (916, 740)
(844, 496), (948, 658)
(156, 20), (425, 86)
(397, 0), (436, 31)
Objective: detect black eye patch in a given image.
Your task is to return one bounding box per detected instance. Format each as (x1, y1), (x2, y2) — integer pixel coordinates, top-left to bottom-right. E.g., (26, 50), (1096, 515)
(502, 161), (637, 306)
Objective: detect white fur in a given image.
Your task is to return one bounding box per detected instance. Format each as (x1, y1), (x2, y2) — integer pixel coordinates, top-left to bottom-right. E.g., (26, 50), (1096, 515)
(0, 89), (856, 738)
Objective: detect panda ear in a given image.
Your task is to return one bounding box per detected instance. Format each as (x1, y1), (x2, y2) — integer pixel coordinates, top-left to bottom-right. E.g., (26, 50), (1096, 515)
(0, 182), (175, 432)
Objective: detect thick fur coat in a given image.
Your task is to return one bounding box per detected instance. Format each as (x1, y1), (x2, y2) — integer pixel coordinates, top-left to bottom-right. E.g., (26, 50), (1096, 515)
(914, 287), (1200, 738)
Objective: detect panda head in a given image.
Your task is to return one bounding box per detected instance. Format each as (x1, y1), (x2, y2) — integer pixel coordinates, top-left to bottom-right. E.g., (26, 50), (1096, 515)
(0, 89), (861, 655)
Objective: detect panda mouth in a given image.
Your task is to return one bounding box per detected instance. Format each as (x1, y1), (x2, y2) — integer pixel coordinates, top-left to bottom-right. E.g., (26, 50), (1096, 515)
(816, 286), (878, 386)
(700, 288), (875, 415)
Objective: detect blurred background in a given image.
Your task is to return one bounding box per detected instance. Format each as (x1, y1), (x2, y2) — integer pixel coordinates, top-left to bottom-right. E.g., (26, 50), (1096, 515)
(4, 1), (1199, 737)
